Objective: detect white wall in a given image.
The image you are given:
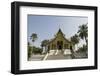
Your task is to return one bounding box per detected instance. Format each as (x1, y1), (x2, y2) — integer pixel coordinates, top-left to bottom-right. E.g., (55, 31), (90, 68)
(0, 0), (99, 76)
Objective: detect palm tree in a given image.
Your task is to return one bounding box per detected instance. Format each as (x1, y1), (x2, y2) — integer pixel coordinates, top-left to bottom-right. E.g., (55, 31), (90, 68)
(77, 24), (88, 57)
(30, 33), (38, 43)
(78, 24), (88, 44)
(30, 33), (38, 54)
(41, 40), (49, 53)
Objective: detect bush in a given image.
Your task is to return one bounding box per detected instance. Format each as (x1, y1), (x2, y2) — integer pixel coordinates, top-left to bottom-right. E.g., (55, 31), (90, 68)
(28, 45), (43, 60)
(32, 46), (42, 54)
(77, 44), (87, 53)
(28, 46), (32, 59)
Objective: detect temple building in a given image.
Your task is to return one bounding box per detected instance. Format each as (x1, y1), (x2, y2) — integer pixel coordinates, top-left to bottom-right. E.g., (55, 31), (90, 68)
(43, 28), (74, 55)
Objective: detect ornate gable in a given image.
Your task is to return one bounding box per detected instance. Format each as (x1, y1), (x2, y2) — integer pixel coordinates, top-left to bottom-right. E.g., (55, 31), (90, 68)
(55, 28), (65, 37)
(49, 28), (71, 44)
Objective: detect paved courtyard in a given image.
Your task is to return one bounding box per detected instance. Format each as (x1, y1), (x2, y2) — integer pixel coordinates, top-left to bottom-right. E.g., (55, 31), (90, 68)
(29, 52), (87, 61)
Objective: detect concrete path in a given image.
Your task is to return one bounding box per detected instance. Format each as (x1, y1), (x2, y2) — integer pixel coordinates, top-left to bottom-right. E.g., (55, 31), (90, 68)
(29, 54), (44, 61)
(28, 52), (87, 61)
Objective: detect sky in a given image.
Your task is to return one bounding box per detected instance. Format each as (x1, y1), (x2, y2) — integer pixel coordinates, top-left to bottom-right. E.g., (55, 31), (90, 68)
(28, 15), (88, 47)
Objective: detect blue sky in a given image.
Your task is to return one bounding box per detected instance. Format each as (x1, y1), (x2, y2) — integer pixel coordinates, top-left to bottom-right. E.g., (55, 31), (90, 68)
(28, 15), (88, 47)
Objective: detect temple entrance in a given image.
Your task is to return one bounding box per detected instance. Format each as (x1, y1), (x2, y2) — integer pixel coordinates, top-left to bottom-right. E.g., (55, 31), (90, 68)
(57, 41), (63, 50)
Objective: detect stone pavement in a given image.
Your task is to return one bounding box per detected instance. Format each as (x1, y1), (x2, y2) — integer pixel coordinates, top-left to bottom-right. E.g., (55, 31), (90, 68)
(29, 52), (87, 61)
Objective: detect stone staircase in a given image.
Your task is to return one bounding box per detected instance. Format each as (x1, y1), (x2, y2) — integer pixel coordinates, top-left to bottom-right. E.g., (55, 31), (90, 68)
(43, 50), (72, 60)
(46, 54), (72, 60)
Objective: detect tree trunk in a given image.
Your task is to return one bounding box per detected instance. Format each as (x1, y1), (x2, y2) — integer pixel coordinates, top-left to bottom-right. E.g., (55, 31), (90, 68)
(70, 46), (75, 59)
(85, 37), (87, 44)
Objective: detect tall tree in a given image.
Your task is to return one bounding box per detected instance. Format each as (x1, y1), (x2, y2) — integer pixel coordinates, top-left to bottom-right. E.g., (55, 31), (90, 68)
(30, 33), (38, 54)
(41, 40), (49, 53)
(28, 42), (32, 60)
(30, 33), (38, 43)
(71, 34), (79, 46)
(78, 24), (88, 44)
(70, 34), (79, 59)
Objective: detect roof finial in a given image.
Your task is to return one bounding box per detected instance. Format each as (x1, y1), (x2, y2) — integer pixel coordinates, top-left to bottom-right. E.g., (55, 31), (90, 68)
(59, 25), (61, 29)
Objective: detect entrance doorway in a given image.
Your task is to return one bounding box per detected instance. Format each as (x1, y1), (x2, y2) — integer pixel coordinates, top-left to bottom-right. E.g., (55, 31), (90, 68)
(57, 41), (63, 50)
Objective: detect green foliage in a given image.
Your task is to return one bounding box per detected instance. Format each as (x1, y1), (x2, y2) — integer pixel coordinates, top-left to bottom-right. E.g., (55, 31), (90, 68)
(32, 46), (42, 54)
(28, 45), (43, 59)
(30, 33), (38, 42)
(77, 23), (88, 43)
(41, 40), (49, 47)
(77, 44), (87, 53)
(28, 45), (32, 59)
(71, 34), (79, 45)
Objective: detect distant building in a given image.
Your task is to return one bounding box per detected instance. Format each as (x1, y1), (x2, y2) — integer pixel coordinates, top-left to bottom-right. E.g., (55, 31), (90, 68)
(44, 28), (74, 55)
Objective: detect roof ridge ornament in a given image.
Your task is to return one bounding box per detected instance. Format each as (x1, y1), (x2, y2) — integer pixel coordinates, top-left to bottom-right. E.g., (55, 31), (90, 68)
(59, 25), (61, 29)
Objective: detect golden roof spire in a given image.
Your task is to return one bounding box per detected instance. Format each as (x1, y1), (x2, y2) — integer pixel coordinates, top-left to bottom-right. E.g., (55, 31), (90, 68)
(59, 25), (61, 29)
